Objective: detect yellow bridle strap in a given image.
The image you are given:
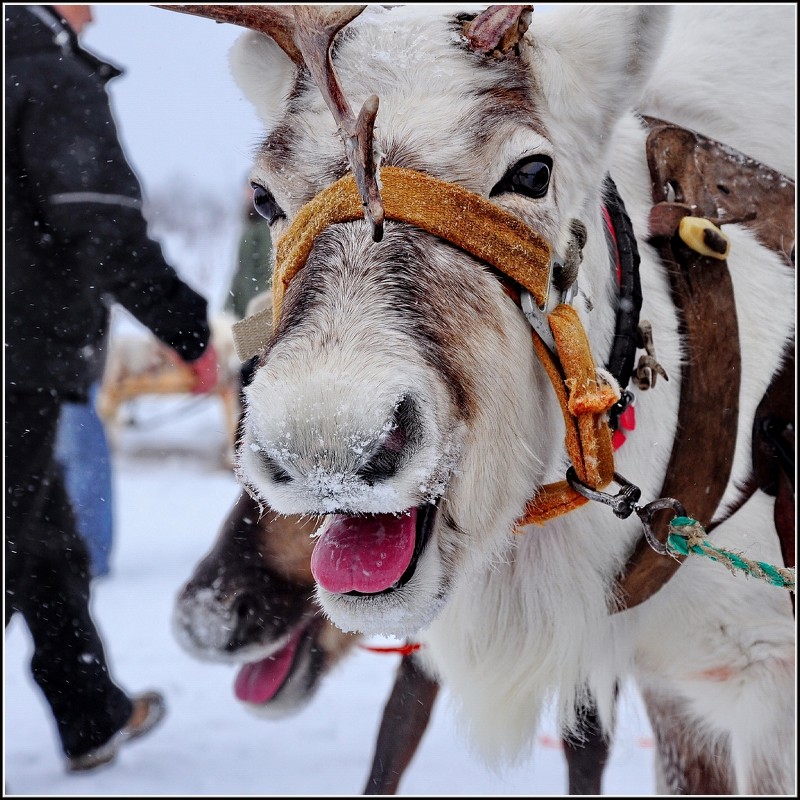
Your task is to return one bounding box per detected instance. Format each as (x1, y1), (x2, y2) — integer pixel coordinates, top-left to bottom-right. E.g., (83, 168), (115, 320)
(514, 305), (618, 529)
(272, 166), (553, 325)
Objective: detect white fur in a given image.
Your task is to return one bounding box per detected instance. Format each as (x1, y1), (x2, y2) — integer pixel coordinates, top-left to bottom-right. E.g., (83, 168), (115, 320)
(227, 4), (795, 791)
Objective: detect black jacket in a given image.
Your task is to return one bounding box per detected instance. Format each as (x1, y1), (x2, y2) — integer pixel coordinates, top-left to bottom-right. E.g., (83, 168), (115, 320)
(5, 5), (211, 399)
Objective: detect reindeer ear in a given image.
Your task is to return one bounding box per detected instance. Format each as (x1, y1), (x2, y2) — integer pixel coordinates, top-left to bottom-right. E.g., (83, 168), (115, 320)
(529, 6), (672, 137)
(463, 5), (533, 59)
(228, 31), (297, 131)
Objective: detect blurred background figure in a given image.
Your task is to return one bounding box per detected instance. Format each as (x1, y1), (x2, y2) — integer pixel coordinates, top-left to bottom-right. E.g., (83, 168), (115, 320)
(5, 3), (219, 773)
(55, 308), (115, 580)
(55, 378), (114, 579)
(223, 181), (273, 320)
(222, 180), (275, 439)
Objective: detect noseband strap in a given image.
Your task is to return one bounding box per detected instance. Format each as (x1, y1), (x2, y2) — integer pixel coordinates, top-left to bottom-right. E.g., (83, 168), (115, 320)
(271, 166), (554, 324)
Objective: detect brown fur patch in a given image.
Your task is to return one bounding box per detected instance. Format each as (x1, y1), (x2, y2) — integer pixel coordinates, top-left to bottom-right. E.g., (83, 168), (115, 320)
(257, 511), (322, 586)
(642, 689), (735, 793)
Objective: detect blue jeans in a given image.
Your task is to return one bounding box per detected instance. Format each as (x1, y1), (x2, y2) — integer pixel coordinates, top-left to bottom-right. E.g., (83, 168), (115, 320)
(54, 383), (113, 577)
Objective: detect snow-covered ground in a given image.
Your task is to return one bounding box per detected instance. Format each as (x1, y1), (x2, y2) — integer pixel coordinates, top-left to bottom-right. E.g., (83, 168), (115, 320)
(4, 393), (656, 796)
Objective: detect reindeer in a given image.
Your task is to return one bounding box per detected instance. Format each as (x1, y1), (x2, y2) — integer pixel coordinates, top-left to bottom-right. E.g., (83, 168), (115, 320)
(173, 321), (608, 794)
(173, 492), (357, 717)
(173, 489), (445, 795)
(160, 4), (795, 794)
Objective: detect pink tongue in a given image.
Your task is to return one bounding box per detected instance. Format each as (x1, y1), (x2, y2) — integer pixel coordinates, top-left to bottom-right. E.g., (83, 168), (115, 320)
(233, 627), (303, 704)
(311, 509), (417, 594)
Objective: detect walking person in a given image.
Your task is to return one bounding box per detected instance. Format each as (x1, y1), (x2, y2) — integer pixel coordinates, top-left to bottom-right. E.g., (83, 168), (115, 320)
(5, 4), (219, 772)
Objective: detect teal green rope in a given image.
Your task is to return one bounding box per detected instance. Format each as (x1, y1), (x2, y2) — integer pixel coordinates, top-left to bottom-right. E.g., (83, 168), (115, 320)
(667, 516), (795, 592)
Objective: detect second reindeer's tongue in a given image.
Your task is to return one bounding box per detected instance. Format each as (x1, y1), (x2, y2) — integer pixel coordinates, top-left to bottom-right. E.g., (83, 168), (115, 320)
(233, 626), (303, 704)
(311, 509), (417, 594)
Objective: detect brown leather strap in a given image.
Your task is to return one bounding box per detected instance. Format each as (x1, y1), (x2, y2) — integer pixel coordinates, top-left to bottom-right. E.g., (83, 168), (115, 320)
(616, 118), (795, 609)
(642, 117), (795, 265)
(617, 221), (741, 607)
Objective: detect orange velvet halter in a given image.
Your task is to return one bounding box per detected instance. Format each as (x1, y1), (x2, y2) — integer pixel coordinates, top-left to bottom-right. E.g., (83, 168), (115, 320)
(238, 166), (618, 527)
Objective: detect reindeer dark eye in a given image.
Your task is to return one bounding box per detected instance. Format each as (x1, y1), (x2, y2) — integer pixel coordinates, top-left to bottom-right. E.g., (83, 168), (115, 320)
(490, 156), (552, 199)
(251, 182), (285, 223)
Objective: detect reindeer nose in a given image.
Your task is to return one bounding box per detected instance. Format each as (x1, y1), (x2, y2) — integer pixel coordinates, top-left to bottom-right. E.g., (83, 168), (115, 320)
(226, 592), (269, 652)
(255, 394), (420, 489)
(356, 395), (420, 486)
(226, 585), (304, 653)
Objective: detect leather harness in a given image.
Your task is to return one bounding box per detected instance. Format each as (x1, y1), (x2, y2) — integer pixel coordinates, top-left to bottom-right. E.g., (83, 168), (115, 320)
(615, 117), (795, 610)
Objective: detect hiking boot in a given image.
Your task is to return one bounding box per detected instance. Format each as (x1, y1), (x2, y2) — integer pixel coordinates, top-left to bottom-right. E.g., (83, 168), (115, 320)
(66, 690), (167, 773)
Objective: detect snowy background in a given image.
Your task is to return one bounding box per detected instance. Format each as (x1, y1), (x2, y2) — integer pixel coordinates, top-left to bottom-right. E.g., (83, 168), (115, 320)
(5, 4), (658, 795)
(5, 397), (657, 796)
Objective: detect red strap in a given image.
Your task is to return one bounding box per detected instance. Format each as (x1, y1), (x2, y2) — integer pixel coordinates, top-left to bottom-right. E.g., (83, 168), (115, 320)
(602, 205), (622, 285)
(359, 642), (424, 656)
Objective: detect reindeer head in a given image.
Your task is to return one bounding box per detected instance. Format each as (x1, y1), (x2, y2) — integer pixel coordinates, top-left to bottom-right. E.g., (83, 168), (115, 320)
(173, 490), (359, 717)
(159, 4), (672, 637)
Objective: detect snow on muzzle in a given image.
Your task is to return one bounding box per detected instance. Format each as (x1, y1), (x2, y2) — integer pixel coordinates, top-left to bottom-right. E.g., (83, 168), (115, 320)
(311, 506), (434, 594)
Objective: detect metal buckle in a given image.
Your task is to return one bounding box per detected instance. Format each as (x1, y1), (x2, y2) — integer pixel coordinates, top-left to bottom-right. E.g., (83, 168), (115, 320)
(521, 288), (556, 351)
(521, 254), (577, 353)
(567, 467), (686, 558)
(567, 467), (691, 557)
(566, 467), (642, 519)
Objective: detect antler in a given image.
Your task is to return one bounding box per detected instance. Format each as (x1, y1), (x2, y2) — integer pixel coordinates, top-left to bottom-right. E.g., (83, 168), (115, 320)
(463, 5), (533, 57)
(154, 5), (304, 64)
(292, 6), (384, 240)
(155, 4), (385, 241)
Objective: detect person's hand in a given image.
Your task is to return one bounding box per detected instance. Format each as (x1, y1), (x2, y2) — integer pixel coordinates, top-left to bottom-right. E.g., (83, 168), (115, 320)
(186, 344), (220, 394)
